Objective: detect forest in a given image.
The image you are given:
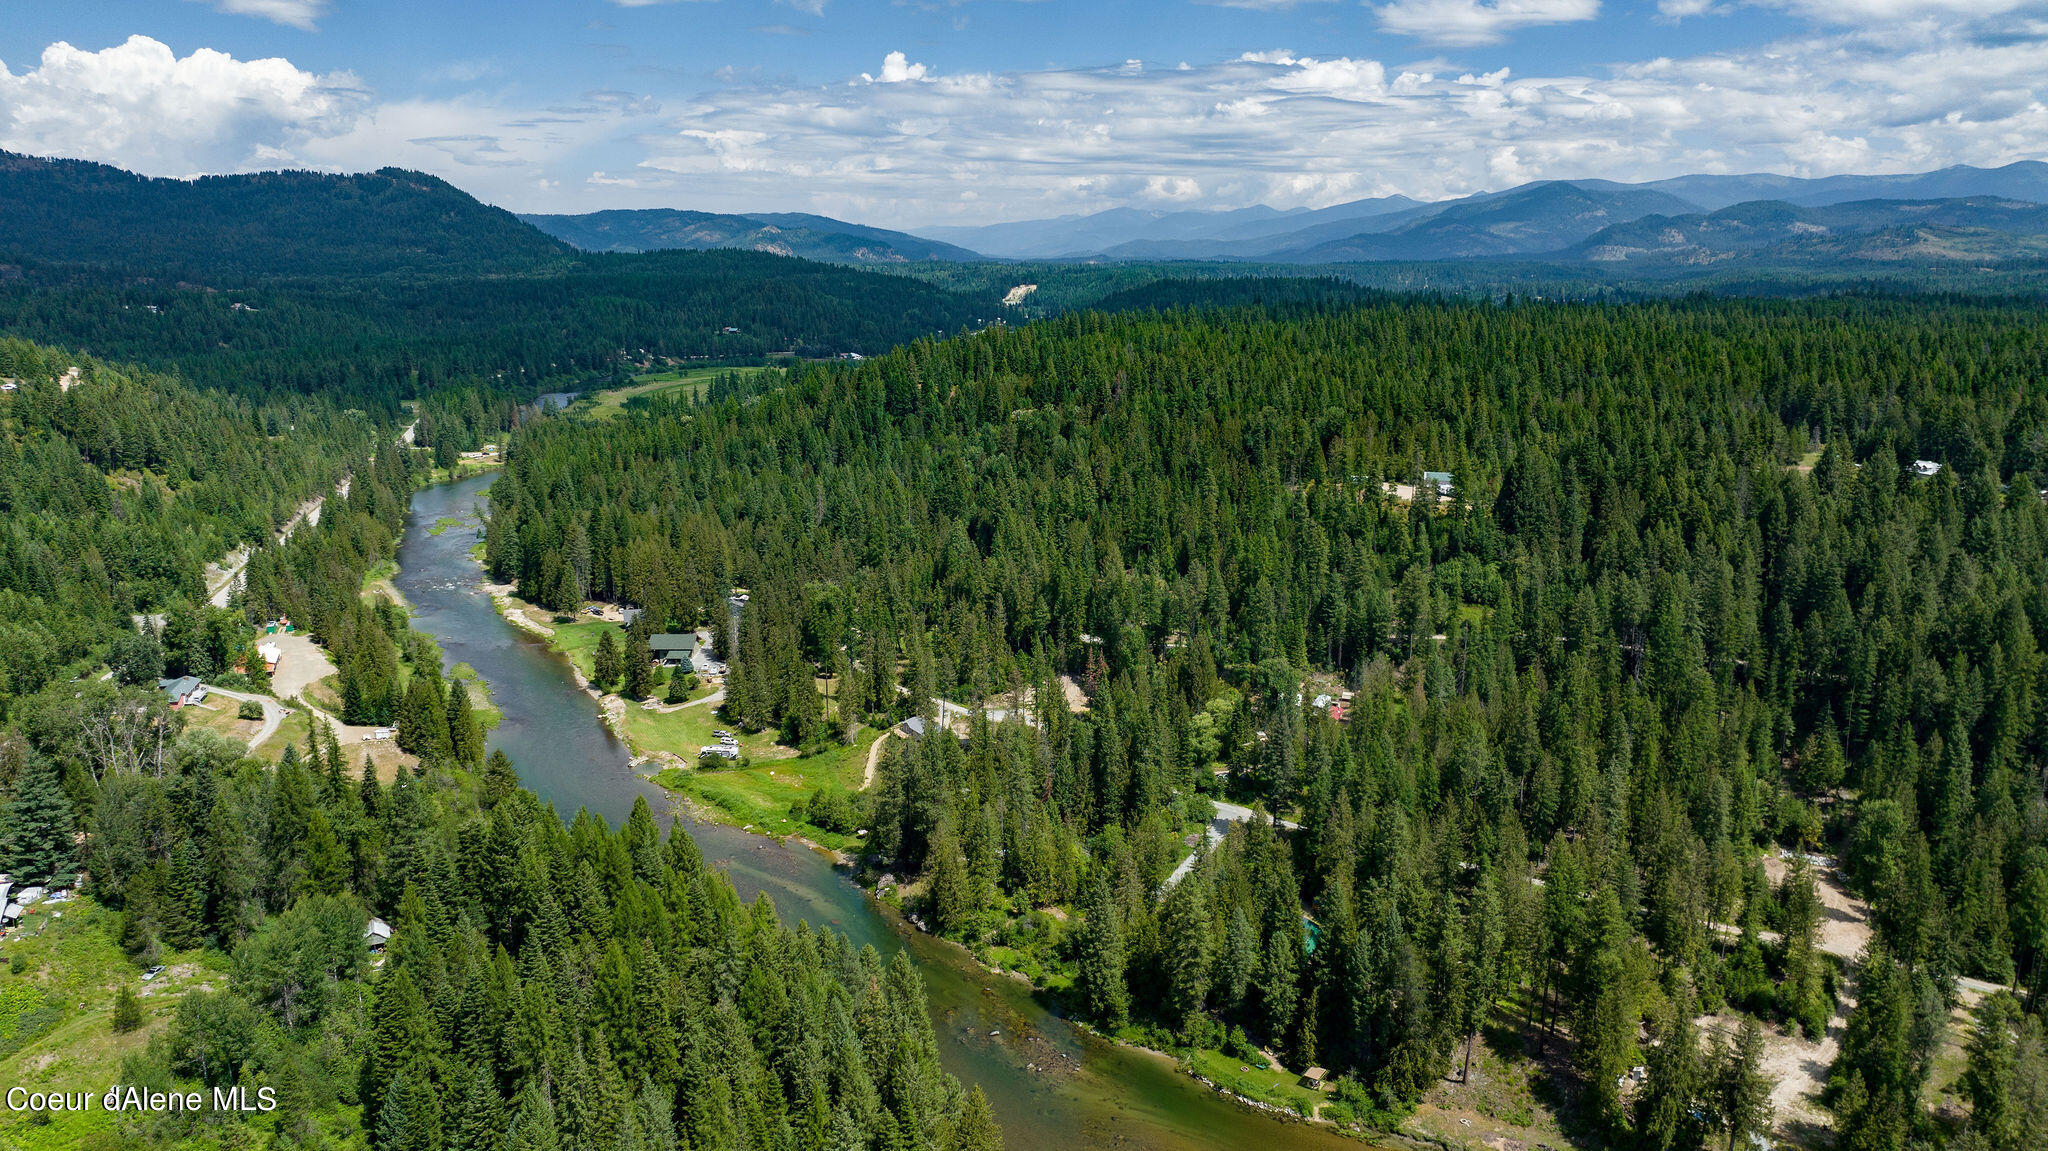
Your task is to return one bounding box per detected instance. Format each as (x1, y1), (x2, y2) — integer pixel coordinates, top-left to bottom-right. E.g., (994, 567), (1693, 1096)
(0, 336), (376, 720)
(483, 294), (2048, 1149)
(0, 331), (997, 1151)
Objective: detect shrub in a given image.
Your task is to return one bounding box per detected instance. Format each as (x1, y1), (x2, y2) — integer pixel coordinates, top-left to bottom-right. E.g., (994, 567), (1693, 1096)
(112, 985), (144, 1033)
(237, 700), (265, 721)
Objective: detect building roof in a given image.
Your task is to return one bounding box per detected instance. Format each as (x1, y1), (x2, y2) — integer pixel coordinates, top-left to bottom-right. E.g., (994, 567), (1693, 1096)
(649, 633), (697, 653)
(157, 675), (202, 699)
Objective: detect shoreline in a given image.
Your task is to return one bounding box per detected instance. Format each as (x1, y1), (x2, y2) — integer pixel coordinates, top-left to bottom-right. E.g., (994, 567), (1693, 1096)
(452, 492), (1370, 1145)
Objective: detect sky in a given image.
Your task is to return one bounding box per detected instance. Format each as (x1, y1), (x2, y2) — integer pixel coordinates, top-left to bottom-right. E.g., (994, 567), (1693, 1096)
(1, 0), (2044, 228)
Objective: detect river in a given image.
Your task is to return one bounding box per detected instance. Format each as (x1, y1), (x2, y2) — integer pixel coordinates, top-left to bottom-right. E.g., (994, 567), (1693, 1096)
(394, 472), (1365, 1151)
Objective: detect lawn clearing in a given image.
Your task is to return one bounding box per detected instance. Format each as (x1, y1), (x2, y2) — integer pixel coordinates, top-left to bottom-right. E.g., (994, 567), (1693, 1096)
(648, 723), (879, 850)
(578, 366), (770, 420)
(1183, 1048), (1326, 1118)
(0, 899), (225, 1150)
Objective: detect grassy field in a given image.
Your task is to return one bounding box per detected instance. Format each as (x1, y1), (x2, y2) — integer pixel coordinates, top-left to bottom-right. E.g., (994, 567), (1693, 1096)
(576, 366), (771, 420)
(545, 617), (619, 680)
(0, 899), (228, 1150)
(1183, 1048), (1328, 1119)
(427, 516), (465, 536)
(418, 457), (500, 486)
(646, 717), (878, 849)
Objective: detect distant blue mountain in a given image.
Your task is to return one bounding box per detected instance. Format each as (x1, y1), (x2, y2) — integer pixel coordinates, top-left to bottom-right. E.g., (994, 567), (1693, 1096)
(522, 208), (985, 265)
(906, 162), (2048, 263)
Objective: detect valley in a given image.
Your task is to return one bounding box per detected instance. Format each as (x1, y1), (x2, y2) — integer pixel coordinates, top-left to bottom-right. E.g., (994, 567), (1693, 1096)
(0, 145), (2043, 1151)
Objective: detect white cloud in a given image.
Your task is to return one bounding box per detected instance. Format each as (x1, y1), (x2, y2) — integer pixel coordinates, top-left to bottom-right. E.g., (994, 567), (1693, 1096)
(0, 35), (363, 174)
(617, 28), (2048, 226)
(1375, 0), (1600, 45)
(862, 52), (932, 84)
(1757, 0), (2038, 20)
(7, 18), (2048, 224)
(194, 0), (328, 30)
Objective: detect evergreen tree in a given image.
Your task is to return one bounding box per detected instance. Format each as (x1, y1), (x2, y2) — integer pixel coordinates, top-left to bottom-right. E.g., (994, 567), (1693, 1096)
(112, 984), (145, 1033)
(593, 630), (624, 693)
(1714, 1016), (1772, 1151)
(623, 633), (654, 699)
(2, 756), (75, 884)
(1076, 875), (1130, 1029)
(446, 679), (484, 767)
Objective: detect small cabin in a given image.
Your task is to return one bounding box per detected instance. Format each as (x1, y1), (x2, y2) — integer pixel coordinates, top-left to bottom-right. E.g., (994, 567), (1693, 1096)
(1912, 459), (1942, 478)
(650, 633), (698, 670)
(364, 916), (392, 951)
(157, 676), (205, 708)
(1299, 1067), (1329, 1092)
(1422, 470), (1455, 496)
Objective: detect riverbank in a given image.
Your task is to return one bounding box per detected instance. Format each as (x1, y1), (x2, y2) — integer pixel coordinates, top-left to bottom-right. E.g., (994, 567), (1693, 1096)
(476, 577), (878, 852)
(409, 471), (1381, 1151)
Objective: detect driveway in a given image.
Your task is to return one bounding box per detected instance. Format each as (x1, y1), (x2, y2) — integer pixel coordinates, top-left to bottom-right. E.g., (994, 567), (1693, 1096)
(1164, 800), (1298, 890)
(194, 686), (288, 752)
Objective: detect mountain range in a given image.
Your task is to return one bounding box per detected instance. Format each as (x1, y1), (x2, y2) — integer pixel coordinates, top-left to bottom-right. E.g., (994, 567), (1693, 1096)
(0, 151), (571, 280)
(906, 161), (2048, 264)
(6, 150), (2048, 283)
(519, 208), (982, 264)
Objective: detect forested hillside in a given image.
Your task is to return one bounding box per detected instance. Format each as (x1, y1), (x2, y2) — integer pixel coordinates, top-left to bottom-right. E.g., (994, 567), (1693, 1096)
(0, 330), (998, 1151)
(0, 336), (375, 716)
(62, 741), (998, 1151)
(486, 296), (2048, 1148)
(0, 153), (1004, 408)
(0, 152), (571, 280)
(0, 250), (999, 408)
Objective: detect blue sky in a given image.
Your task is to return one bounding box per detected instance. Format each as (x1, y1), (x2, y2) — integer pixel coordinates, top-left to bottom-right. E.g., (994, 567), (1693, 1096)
(2, 0), (2043, 227)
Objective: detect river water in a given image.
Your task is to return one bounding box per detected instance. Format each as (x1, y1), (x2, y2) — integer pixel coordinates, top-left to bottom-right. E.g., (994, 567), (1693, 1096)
(394, 473), (1364, 1151)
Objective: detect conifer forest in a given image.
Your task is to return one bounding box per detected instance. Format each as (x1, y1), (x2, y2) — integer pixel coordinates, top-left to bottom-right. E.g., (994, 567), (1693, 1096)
(2, 278), (2046, 1151)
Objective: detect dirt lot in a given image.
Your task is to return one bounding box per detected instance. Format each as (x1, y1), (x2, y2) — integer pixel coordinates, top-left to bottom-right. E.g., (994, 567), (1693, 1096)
(1762, 851), (1872, 961)
(269, 631), (337, 699)
(264, 631), (415, 780)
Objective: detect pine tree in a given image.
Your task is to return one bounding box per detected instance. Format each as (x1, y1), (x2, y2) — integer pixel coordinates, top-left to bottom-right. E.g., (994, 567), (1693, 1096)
(447, 679), (484, 766)
(1962, 991), (2048, 1151)
(594, 630), (623, 693)
(1635, 992), (1704, 1151)
(1076, 875), (1129, 1029)
(946, 1086), (1002, 1151)
(1161, 877), (1216, 1032)
(112, 984), (144, 1033)
(481, 750), (519, 808)
(925, 823), (970, 937)
(2, 756), (75, 884)
(623, 633), (654, 699)
(1714, 1016), (1772, 1151)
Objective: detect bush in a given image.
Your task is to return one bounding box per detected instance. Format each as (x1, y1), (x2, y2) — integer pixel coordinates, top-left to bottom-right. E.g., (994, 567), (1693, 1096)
(803, 788), (862, 834)
(112, 985), (144, 1033)
(237, 699), (265, 721)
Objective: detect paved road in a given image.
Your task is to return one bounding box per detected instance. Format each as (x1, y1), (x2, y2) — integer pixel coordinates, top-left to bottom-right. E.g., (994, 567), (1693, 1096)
(197, 686), (289, 752)
(1164, 800), (1298, 890)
